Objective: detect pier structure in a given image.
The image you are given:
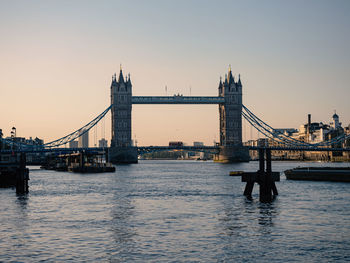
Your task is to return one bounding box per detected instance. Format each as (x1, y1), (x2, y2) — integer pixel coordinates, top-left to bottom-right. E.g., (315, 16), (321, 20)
(241, 148), (279, 202)
(109, 67), (249, 163)
(0, 153), (29, 194)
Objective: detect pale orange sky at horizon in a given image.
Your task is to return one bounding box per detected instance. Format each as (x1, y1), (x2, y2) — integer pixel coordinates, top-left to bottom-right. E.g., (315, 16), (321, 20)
(1, 1), (349, 146)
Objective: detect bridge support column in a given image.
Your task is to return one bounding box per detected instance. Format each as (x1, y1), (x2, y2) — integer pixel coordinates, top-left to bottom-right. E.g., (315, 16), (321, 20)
(214, 145), (250, 163)
(108, 146), (138, 164)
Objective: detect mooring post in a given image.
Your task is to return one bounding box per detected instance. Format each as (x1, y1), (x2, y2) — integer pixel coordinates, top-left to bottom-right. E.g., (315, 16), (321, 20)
(258, 148), (266, 202)
(266, 148), (278, 196)
(264, 148), (273, 202)
(266, 148), (271, 173)
(258, 148), (265, 173)
(243, 148), (265, 199)
(243, 179), (254, 199)
(16, 153), (29, 194)
(241, 147), (279, 202)
(258, 148), (272, 202)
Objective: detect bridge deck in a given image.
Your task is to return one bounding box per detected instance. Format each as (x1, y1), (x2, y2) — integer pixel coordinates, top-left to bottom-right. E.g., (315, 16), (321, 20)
(248, 146), (350, 152)
(2, 146), (350, 154)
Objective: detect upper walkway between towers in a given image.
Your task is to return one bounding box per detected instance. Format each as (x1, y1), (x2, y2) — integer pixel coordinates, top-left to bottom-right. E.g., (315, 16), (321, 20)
(132, 95), (225, 104)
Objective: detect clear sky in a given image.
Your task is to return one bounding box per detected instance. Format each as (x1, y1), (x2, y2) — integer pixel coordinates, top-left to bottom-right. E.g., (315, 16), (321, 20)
(1, 0), (349, 146)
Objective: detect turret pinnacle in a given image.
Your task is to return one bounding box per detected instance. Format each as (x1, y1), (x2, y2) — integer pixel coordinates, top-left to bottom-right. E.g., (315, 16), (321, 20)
(237, 74), (242, 87)
(111, 73), (117, 85)
(118, 69), (125, 83)
(227, 65), (234, 85)
(127, 73), (131, 84)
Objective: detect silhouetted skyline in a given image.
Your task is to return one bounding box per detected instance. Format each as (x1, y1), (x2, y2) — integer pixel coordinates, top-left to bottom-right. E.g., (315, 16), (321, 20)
(1, 0), (349, 145)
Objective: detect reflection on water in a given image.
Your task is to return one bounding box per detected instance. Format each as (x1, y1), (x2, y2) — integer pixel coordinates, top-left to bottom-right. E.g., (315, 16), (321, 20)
(110, 174), (137, 259)
(16, 193), (29, 210)
(258, 202), (277, 227)
(0, 160), (350, 262)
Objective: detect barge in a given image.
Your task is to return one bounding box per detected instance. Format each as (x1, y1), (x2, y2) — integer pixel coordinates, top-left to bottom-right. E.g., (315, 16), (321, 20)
(41, 151), (115, 173)
(284, 167), (350, 182)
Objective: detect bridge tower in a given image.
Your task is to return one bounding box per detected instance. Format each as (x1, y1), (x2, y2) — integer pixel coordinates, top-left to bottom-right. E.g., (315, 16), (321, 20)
(214, 67), (249, 162)
(109, 68), (138, 163)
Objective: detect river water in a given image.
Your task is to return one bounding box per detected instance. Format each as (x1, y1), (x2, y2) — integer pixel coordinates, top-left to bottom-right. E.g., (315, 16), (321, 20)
(1, 160), (350, 262)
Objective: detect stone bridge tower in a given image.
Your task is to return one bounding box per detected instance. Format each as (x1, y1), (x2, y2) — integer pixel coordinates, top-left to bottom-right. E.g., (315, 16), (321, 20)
(111, 69), (132, 147)
(218, 67), (243, 146)
(109, 68), (137, 163)
(215, 67), (249, 162)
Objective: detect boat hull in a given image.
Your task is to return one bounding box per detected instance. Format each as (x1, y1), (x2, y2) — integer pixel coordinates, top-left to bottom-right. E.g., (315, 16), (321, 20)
(285, 167), (350, 182)
(69, 166), (116, 173)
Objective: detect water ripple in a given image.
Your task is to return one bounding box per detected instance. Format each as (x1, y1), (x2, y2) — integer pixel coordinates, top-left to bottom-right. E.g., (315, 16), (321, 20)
(0, 160), (350, 262)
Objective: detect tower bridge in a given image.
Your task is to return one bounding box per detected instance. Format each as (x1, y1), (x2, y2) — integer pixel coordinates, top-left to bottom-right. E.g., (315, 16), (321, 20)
(2, 66), (350, 164)
(109, 67), (249, 163)
(2, 67), (350, 200)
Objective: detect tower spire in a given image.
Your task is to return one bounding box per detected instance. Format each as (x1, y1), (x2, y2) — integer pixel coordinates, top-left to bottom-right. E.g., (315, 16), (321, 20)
(127, 73), (131, 85)
(111, 73), (117, 85)
(228, 65), (234, 84)
(237, 74), (242, 87)
(118, 65), (124, 83)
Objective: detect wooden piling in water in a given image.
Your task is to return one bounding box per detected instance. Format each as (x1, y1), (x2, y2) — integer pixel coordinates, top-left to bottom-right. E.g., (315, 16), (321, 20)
(16, 153), (29, 194)
(241, 148), (279, 203)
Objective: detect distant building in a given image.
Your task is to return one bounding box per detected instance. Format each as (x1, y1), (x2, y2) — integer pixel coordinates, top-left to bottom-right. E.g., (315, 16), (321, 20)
(5, 137), (26, 144)
(78, 130), (89, 148)
(169, 141), (183, 147)
(330, 112), (341, 129)
(193, 141), (204, 147)
(98, 138), (108, 148)
(246, 112), (349, 161)
(69, 140), (79, 148)
(273, 128), (298, 137)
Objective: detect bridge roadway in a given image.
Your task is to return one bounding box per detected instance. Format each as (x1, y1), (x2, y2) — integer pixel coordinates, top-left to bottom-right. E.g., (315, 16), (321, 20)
(2, 145), (350, 154)
(137, 145), (219, 154)
(0, 147), (107, 154)
(247, 146), (350, 152)
(132, 96), (225, 104)
(0, 146), (220, 154)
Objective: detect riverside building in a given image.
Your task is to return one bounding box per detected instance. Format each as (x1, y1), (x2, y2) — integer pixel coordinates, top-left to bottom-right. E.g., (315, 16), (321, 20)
(245, 112), (350, 161)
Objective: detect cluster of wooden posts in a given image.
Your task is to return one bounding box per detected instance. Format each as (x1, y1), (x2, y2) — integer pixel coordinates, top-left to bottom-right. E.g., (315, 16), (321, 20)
(0, 153), (29, 194)
(242, 148), (280, 203)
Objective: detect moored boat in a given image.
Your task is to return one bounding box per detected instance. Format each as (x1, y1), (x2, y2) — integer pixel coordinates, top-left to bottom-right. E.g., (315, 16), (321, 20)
(68, 163), (115, 173)
(41, 151), (115, 173)
(284, 167), (350, 182)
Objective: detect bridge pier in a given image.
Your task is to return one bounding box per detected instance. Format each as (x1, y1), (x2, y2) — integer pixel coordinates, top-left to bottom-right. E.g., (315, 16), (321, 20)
(214, 145), (250, 163)
(108, 147), (138, 164)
